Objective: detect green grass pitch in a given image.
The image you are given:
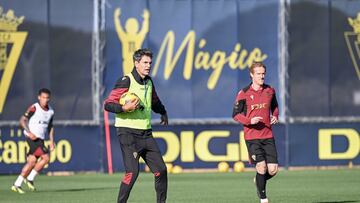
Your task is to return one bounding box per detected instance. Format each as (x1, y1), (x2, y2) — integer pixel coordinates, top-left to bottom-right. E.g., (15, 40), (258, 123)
(1, 169), (359, 203)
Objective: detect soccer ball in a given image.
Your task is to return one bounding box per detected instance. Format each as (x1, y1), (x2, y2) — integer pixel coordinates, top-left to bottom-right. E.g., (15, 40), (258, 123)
(233, 161), (245, 172)
(119, 92), (139, 105)
(217, 161), (229, 172)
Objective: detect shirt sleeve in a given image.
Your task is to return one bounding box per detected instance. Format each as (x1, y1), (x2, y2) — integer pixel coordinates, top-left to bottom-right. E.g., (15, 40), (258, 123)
(232, 90), (251, 125)
(271, 89), (279, 119)
(150, 79), (167, 115)
(104, 76), (130, 113)
(24, 105), (36, 119)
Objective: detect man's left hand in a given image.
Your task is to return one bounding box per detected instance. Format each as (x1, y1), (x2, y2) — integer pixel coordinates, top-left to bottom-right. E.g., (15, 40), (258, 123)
(270, 116), (278, 125)
(160, 113), (168, 125)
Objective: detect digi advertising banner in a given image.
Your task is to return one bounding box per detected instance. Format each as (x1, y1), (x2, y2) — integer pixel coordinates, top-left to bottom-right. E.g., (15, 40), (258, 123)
(0, 126), (103, 174)
(106, 123), (359, 172)
(0, 0), (94, 121)
(288, 123), (360, 166)
(1, 123), (359, 174)
(103, 0), (282, 120)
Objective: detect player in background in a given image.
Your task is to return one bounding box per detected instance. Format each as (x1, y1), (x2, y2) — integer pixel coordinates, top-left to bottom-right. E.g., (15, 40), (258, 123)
(104, 48), (168, 203)
(11, 88), (55, 194)
(232, 62), (279, 203)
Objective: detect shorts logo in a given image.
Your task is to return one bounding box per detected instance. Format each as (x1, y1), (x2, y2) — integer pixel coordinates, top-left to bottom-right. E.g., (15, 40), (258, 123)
(234, 101), (239, 109)
(345, 12), (360, 80)
(251, 155), (256, 161)
(0, 6), (28, 113)
(133, 152), (138, 159)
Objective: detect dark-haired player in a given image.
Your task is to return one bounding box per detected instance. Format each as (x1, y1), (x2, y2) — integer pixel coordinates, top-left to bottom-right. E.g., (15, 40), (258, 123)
(104, 48), (168, 203)
(12, 88), (55, 194)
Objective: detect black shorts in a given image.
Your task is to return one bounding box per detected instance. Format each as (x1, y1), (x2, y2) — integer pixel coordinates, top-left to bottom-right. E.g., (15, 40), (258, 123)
(26, 137), (49, 157)
(245, 138), (278, 164)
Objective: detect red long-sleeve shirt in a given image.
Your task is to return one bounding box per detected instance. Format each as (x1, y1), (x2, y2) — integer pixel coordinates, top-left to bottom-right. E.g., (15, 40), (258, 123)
(232, 84), (279, 140)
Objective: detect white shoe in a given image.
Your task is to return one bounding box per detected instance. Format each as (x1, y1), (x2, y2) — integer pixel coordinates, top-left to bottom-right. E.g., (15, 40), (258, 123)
(260, 198), (269, 203)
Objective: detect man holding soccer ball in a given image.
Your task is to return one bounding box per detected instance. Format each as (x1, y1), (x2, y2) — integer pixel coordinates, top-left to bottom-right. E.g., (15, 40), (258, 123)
(232, 62), (279, 203)
(104, 48), (168, 203)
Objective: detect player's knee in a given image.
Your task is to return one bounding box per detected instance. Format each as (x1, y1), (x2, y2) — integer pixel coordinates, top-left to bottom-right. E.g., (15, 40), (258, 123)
(42, 155), (50, 163)
(27, 157), (37, 166)
(122, 171), (138, 185)
(29, 159), (36, 165)
(268, 166), (278, 176)
(154, 165), (167, 178)
(160, 167), (168, 175)
(128, 170), (139, 178)
(257, 167), (267, 174)
(255, 163), (267, 174)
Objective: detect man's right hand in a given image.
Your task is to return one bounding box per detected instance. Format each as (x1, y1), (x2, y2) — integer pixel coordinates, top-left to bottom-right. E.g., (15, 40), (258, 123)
(122, 98), (140, 112)
(250, 116), (263, 125)
(160, 113), (168, 125)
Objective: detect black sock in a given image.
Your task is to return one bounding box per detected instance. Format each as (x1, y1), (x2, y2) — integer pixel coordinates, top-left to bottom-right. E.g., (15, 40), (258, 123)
(256, 173), (267, 199)
(265, 171), (274, 180)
